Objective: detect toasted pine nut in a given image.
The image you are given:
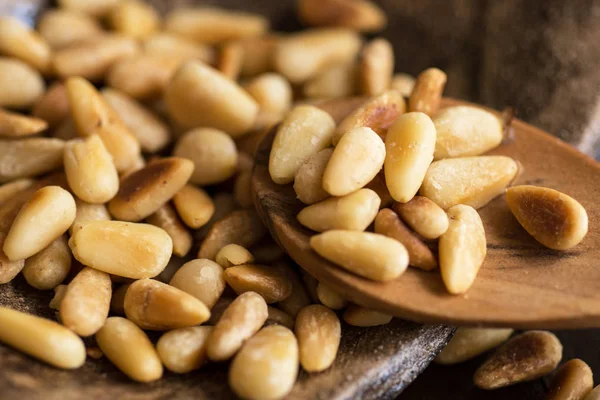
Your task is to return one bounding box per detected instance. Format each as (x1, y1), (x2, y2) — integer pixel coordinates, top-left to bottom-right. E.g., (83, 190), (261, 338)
(296, 304), (341, 372)
(4, 186), (75, 261)
(435, 327), (514, 365)
(53, 35), (140, 81)
(506, 186), (588, 250)
(298, 188), (380, 232)
(170, 259), (226, 309)
(157, 326), (213, 374)
(393, 196), (449, 239)
(546, 359), (594, 400)
(70, 198), (110, 234)
(165, 7), (268, 44)
(198, 209), (266, 260)
(194, 192), (237, 242)
(109, 0), (160, 39)
(146, 204), (193, 257)
(420, 156), (519, 210)
(207, 291), (268, 361)
(0, 58), (45, 109)
(359, 38), (394, 96)
(96, 317), (163, 382)
(243, 73), (293, 116)
(269, 105), (335, 185)
(215, 244), (254, 269)
(277, 263), (312, 318)
(390, 73), (416, 97)
(365, 172), (393, 208)
(298, 0), (387, 32)
(207, 296), (235, 325)
(0, 179), (33, 205)
(293, 148), (333, 205)
(49, 284), (67, 310)
(109, 157), (194, 221)
(0, 138), (65, 183)
(58, 0), (119, 17)
(224, 264), (293, 303)
(0, 306), (85, 369)
(234, 170), (253, 209)
(101, 88), (171, 153)
(433, 106), (504, 159)
(408, 68), (447, 116)
(439, 205), (486, 294)
(60, 267), (111, 336)
(124, 278), (210, 330)
(110, 283), (130, 315)
(52, 117), (78, 141)
(304, 63), (357, 99)
(343, 304), (393, 326)
(0, 17), (51, 73)
(217, 41), (243, 80)
(0, 108), (48, 138)
(266, 306), (295, 330)
(166, 61), (259, 135)
(37, 9), (103, 49)
(22, 235), (71, 290)
(69, 220), (172, 279)
(274, 29), (362, 83)
(0, 233), (24, 284)
(172, 184), (215, 229)
(310, 230), (408, 281)
(316, 282), (348, 310)
(323, 127), (385, 196)
(143, 33), (215, 65)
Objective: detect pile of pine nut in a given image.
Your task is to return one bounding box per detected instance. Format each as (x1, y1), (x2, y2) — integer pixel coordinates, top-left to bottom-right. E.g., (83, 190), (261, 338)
(0, 0), (593, 398)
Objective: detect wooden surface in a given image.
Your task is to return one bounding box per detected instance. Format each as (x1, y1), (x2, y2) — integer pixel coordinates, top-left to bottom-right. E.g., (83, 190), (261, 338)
(253, 97), (600, 329)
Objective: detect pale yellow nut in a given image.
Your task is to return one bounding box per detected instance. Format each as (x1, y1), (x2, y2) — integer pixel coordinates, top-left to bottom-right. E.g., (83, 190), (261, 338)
(230, 325), (298, 400)
(0, 233), (24, 284)
(217, 41), (243, 81)
(293, 148), (333, 205)
(165, 7), (268, 44)
(110, 283), (130, 315)
(109, 157), (194, 221)
(0, 306), (85, 369)
(384, 112), (436, 203)
(0, 17), (51, 73)
(298, 188), (380, 232)
(66, 77), (141, 172)
(33, 82), (69, 128)
(408, 68), (447, 116)
(0, 108), (47, 138)
(207, 291), (268, 361)
(96, 317), (163, 383)
(53, 35), (140, 81)
(238, 35), (278, 77)
(49, 284), (68, 310)
(316, 282), (348, 310)
(58, 0), (120, 17)
(506, 185), (588, 250)
(37, 9), (103, 49)
(439, 205), (486, 295)
(310, 230), (408, 281)
(343, 304), (393, 326)
(234, 171), (253, 209)
(60, 267), (111, 337)
(109, 0), (160, 39)
(0, 58), (45, 109)
(170, 259), (226, 309)
(584, 385), (600, 400)
(157, 326), (213, 374)
(70, 198), (110, 234)
(276, 262), (312, 318)
(269, 105), (335, 185)
(166, 61), (259, 135)
(146, 204), (193, 257)
(298, 0), (387, 32)
(0, 179), (33, 206)
(296, 304), (341, 372)
(420, 156), (519, 210)
(69, 220), (172, 279)
(390, 73), (416, 97)
(266, 307), (295, 330)
(304, 63), (357, 99)
(546, 359), (594, 400)
(392, 196), (449, 239)
(433, 105), (504, 159)
(323, 127), (385, 197)
(172, 184), (215, 229)
(124, 278), (210, 330)
(243, 73), (292, 116)
(143, 33), (215, 65)
(435, 327), (514, 365)
(0, 138), (64, 183)
(4, 186), (75, 261)
(274, 29), (362, 84)
(215, 244), (254, 269)
(22, 235), (71, 290)
(101, 88), (171, 153)
(359, 38), (394, 96)
(224, 264), (293, 304)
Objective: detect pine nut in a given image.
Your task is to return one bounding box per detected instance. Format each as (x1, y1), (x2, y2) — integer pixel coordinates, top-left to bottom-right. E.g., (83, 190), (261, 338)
(0, 306), (85, 369)
(435, 327), (514, 365)
(420, 155), (519, 210)
(96, 317), (163, 382)
(0, 58), (45, 109)
(506, 185), (588, 250)
(392, 196), (449, 239)
(124, 278), (210, 330)
(171, 185), (215, 230)
(0, 179), (33, 205)
(0, 17), (51, 73)
(22, 235), (71, 290)
(317, 282), (348, 310)
(52, 117), (78, 141)
(374, 208), (438, 271)
(0, 138), (65, 183)
(384, 112), (436, 203)
(234, 170), (253, 208)
(297, 0), (387, 32)
(0, 108), (48, 138)
(109, 0), (160, 40)
(207, 296), (235, 325)
(298, 188), (380, 232)
(323, 127), (385, 196)
(146, 204), (193, 257)
(194, 191), (237, 242)
(157, 326), (213, 374)
(293, 148), (333, 205)
(390, 73), (416, 97)
(224, 264), (293, 304)
(584, 385), (600, 400)
(165, 61), (259, 135)
(49, 284), (67, 310)
(296, 304), (341, 372)
(266, 306), (295, 330)
(37, 9), (103, 49)
(343, 304), (393, 327)
(277, 263), (312, 318)
(4, 186), (75, 261)
(239, 35), (278, 77)
(0, 233), (24, 284)
(304, 63), (357, 99)
(60, 267), (111, 336)
(173, 128), (238, 186)
(408, 68), (447, 116)
(359, 38), (394, 96)
(110, 283), (131, 315)
(217, 41), (243, 80)
(58, 0), (119, 17)
(244, 73), (293, 116)
(433, 105), (504, 159)
(170, 259), (226, 309)
(546, 359), (594, 400)
(69, 220), (172, 279)
(215, 244), (255, 269)
(70, 198), (110, 234)
(143, 33), (215, 65)
(207, 291), (268, 361)
(310, 230), (408, 281)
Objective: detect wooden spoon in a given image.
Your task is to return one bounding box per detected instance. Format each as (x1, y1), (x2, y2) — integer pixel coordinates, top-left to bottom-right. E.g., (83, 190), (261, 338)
(253, 97), (600, 329)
